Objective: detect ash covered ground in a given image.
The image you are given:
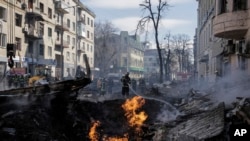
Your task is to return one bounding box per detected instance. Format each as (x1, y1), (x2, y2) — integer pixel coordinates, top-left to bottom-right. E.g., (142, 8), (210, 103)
(0, 78), (250, 141)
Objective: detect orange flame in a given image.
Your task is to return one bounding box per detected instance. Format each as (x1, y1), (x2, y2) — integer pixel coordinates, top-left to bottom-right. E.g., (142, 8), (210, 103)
(89, 121), (100, 141)
(103, 133), (129, 141)
(121, 96), (148, 132)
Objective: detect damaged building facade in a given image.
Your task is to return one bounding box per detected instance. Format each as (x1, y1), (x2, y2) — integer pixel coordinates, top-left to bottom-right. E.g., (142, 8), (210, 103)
(196, 0), (250, 84)
(0, 0), (95, 79)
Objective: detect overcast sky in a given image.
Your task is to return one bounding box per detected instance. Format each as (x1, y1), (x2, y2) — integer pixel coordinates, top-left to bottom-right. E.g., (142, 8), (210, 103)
(82, 0), (197, 44)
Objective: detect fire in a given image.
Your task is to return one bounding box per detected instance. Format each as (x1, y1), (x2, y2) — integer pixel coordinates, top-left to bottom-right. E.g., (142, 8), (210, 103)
(103, 133), (129, 141)
(89, 120), (100, 141)
(88, 96), (147, 140)
(89, 121), (129, 141)
(121, 96), (148, 132)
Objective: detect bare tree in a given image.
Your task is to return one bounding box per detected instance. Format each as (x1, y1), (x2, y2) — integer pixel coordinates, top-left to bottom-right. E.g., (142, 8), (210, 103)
(94, 21), (118, 76)
(171, 34), (191, 72)
(163, 32), (172, 80)
(137, 0), (170, 83)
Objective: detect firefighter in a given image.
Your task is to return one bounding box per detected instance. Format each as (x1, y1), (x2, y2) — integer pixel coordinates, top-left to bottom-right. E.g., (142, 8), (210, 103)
(19, 75), (25, 88)
(13, 74), (19, 88)
(121, 72), (131, 98)
(97, 78), (102, 95)
(100, 78), (106, 96)
(7, 74), (13, 88)
(107, 77), (114, 94)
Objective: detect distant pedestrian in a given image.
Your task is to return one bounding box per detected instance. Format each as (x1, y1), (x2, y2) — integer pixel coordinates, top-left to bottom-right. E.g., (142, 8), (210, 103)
(19, 75), (25, 87)
(108, 77), (114, 94)
(100, 78), (106, 95)
(97, 78), (102, 95)
(120, 72), (131, 98)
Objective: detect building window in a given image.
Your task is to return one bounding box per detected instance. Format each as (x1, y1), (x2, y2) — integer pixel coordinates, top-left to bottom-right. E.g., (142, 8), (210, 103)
(90, 45), (93, 52)
(87, 17), (90, 25)
(15, 13), (22, 27)
(67, 19), (70, 28)
(233, 0), (247, 11)
(57, 31), (60, 40)
(0, 33), (6, 47)
(39, 23), (44, 36)
(48, 8), (52, 19)
(28, 41), (33, 53)
(39, 3), (44, 13)
(67, 35), (70, 44)
(39, 44), (44, 56)
(66, 51), (70, 61)
(48, 46), (52, 57)
(72, 37), (75, 46)
(82, 14), (85, 24)
(91, 33), (93, 40)
(48, 27), (52, 37)
(0, 7), (7, 21)
(73, 22), (75, 31)
(87, 31), (89, 38)
(219, 0), (227, 14)
(87, 44), (89, 51)
(15, 37), (21, 51)
(91, 20), (93, 27)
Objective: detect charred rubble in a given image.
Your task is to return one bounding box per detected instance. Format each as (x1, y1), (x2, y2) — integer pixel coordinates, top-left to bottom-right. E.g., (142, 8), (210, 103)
(0, 81), (250, 141)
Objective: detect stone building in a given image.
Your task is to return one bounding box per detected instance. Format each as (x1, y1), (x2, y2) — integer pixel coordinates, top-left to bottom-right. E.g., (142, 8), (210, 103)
(213, 0), (250, 77)
(106, 31), (144, 79)
(0, 0), (95, 79)
(196, 0), (250, 85)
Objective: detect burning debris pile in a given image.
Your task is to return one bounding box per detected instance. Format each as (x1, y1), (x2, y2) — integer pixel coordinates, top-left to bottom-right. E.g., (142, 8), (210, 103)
(1, 79), (250, 141)
(0, 92), (176, 141)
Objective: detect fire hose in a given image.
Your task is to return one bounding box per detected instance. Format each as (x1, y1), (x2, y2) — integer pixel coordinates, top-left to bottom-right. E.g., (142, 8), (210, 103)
(128, 84), (179, 110)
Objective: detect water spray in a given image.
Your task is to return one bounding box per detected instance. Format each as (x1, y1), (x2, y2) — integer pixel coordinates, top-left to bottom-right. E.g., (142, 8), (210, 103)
(128, 84), (179, 112)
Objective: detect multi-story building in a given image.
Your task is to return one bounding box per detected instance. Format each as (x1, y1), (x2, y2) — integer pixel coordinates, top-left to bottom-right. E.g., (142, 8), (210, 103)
(0, 0), (95, 79)
(196, 0), (250, 85)
(96, 31), (145, 79)
(117, 31), (144, 79)
(213, 0), (250, 76)
(196, 0), (224, 84)
(144, 48), (166, 82)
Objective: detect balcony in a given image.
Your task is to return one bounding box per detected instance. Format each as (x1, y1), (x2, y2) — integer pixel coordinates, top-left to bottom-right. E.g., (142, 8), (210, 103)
(55, 0), (70, 14)
(26, 7), (44, 21)
(213, 11), (248, 39)
(55, 21), (69, 31)
(23, 24), (43, 39)
(78, 16), (85, 24)
(77, 46), (85, 53)
(77, 22), (86, 38)
(55, 39), (69, 48)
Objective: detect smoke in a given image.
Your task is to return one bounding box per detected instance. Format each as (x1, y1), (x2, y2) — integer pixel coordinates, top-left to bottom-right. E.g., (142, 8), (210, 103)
(203, 70), (250, 107)
(156, 104), (181, 123)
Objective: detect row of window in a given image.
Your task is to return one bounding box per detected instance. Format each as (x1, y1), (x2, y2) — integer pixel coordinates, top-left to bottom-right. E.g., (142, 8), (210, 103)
(219, 0), (247, 14)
